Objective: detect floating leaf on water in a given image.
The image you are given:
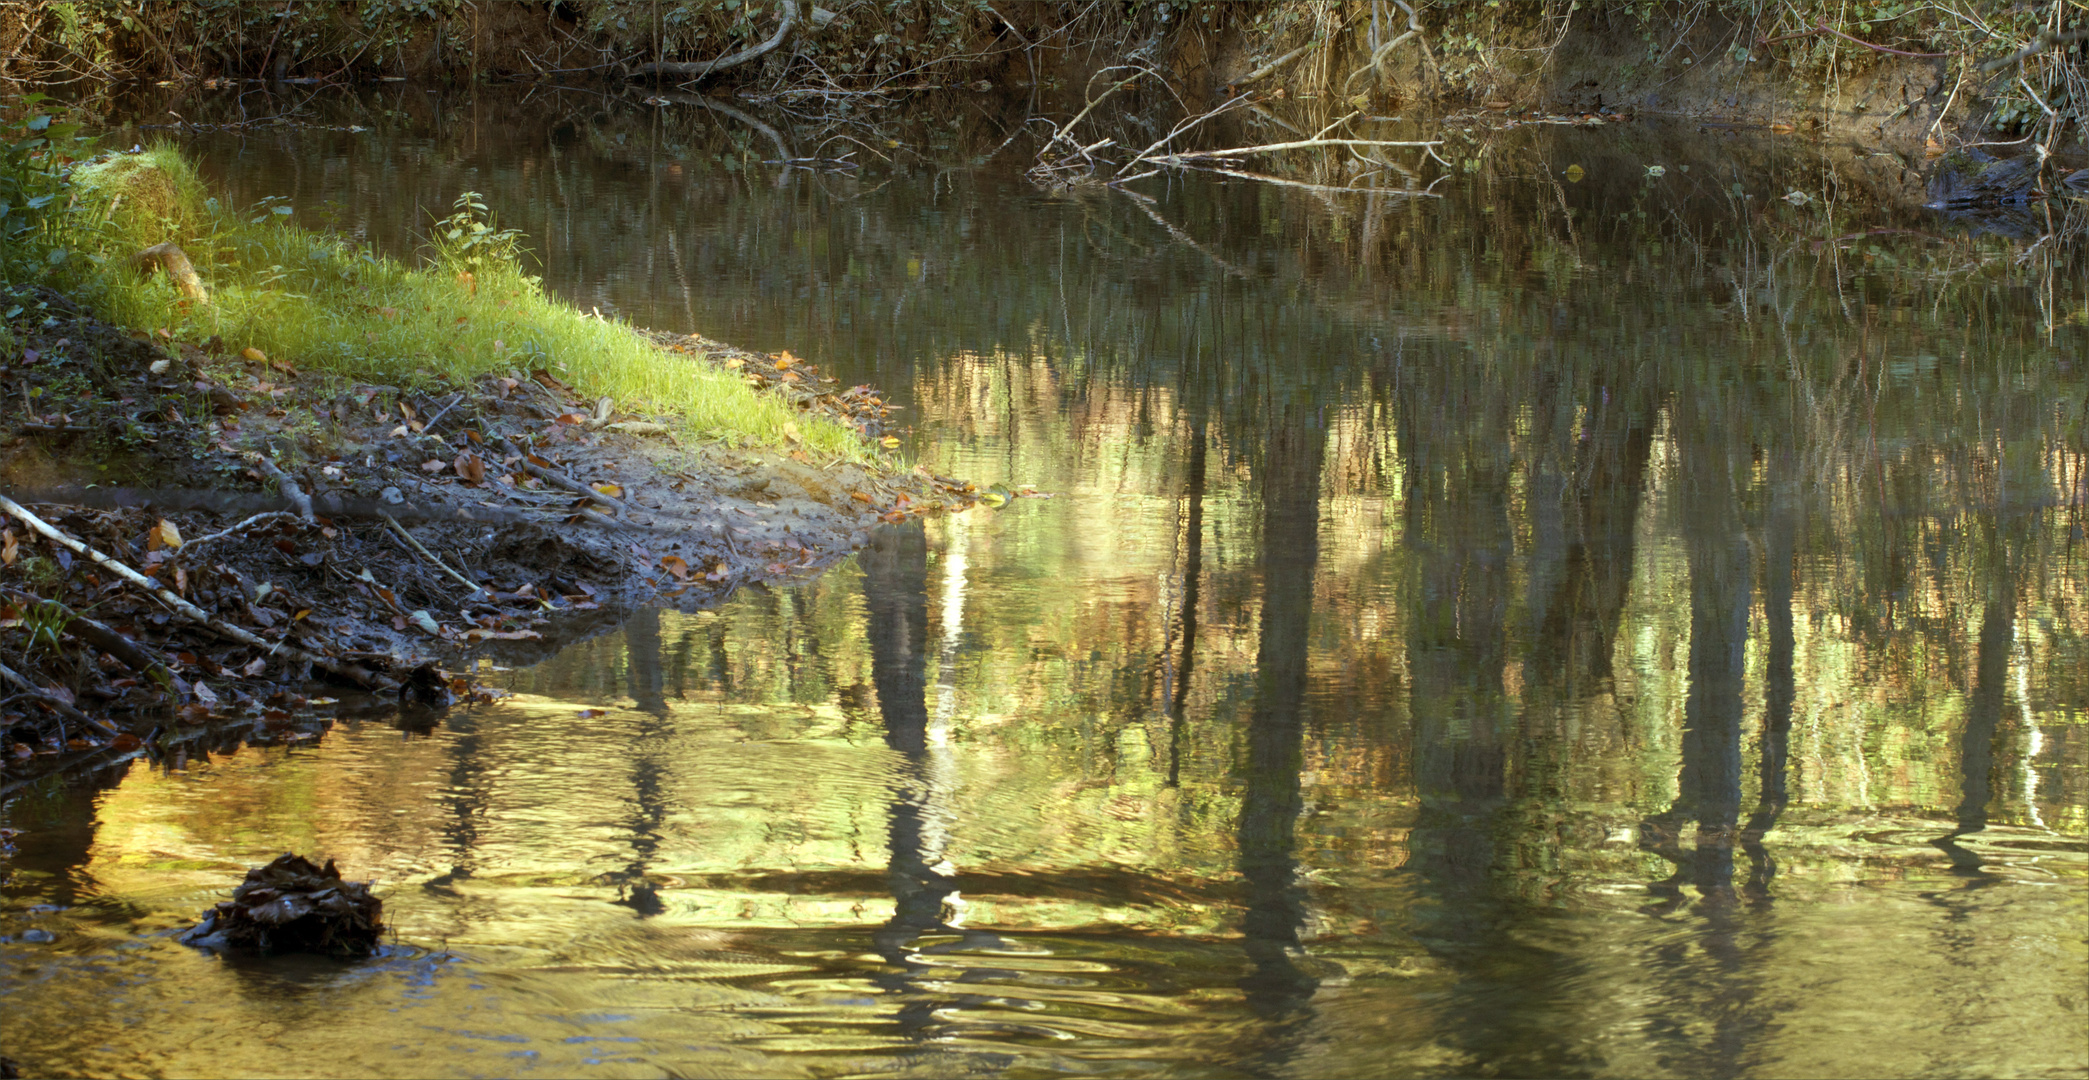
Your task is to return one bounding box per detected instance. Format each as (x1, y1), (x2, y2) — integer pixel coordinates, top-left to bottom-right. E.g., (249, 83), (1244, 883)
(1564, 164), (1585, 182)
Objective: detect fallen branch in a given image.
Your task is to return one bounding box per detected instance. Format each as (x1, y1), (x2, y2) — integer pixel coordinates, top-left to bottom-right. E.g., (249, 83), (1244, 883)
(1164, 136), (1444, 160)
(381, 514), (485, 599)
(1, 588), (170, 683)
(1981, 27), (2089, 73)
(0, 495), (390, 692)
(1039, 66), (1147, 156)
(136, 243), (210, 304)
(1177, 163), (1446, 197)
(634, 1), (833, 79)
(0, 655), (119, 738)
(180, 510), (306, 560)
(496, 438), (640, 518)
(1342, 0), (1426, 93)
(1234, 42), (1318, 90)
(1757, 22), (1952, 59)
(251, 456), (314, 523)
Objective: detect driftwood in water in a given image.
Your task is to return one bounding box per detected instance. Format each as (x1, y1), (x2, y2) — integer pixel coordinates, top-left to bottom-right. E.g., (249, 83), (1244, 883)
(180, 853), (385, 955)
(135, 243), (210, 304)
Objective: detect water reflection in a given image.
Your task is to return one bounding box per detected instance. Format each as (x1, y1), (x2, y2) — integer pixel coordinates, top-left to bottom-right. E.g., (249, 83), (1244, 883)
(1, 88), (2085, 1078)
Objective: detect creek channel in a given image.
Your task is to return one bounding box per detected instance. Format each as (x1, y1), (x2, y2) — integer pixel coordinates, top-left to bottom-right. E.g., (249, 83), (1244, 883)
(2, 87), (2085, 1078)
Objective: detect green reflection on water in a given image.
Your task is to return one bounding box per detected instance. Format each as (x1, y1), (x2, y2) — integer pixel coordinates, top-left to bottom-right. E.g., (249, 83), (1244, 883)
(2, 88), (2086, 1078)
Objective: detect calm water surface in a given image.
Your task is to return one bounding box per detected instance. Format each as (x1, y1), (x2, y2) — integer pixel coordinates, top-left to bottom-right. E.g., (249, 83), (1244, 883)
(2, 88), (2085, 1078)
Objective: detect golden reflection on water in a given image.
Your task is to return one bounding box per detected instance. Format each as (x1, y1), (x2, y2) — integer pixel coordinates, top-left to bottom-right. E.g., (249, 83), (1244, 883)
(4, 91), (2088, 1078)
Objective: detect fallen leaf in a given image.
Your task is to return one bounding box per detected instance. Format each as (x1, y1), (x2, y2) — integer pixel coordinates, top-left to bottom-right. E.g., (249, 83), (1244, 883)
(554, 412), (589, 426)
(242, 657), (268, 676)
(591, 481), (623, 499)
(1, 529), (15, 567)
(422, 458), (449, 473)
(242, 346), (267, 362)
(782, 422), (801, 443)
(148, 519), (183, 551)
(659, 555), (691, 581)
(725, 357), (745, 369)
(850, 491), (874, 503)
(455, 452), (485, 484)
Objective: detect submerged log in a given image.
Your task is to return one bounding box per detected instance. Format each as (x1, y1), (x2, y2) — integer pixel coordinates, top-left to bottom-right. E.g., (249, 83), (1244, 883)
(136, 243), (210, 304)
(180, 853), (385, 955)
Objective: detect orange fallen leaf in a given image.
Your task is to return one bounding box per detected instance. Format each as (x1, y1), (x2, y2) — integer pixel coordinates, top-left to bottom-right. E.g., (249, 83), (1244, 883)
(455, 452), (486, 484)
(147, 519), (183, 551)
(591, 481), (623, 499)
(659, 555), (691, 581)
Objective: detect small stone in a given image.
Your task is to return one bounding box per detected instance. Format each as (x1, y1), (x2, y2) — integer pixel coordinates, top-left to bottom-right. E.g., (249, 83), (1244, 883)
(20, 929), (55, 943)
(381, 486), (404, 504)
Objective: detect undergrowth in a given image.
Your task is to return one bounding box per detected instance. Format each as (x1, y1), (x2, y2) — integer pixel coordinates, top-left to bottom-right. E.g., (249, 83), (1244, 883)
(4, 134), (867, 460)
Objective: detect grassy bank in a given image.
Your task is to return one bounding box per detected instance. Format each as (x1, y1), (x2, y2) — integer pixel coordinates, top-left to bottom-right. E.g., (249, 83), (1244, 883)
(1, 118), (866, 459)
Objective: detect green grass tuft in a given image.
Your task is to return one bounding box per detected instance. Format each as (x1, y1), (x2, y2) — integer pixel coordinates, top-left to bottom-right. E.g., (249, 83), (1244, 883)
(68, 155), (867, 460)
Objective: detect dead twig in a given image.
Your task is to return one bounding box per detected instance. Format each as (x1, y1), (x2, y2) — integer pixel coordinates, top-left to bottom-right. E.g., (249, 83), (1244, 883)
(0, 655), (117, 738)
(252, 456), (314, 523)
(381, 514), (485, 598)
(0, 495), (389, 692)
(495, 438), (639, 518)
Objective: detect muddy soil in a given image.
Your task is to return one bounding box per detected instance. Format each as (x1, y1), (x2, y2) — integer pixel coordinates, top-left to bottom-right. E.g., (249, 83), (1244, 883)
(0, 286), (981, 792)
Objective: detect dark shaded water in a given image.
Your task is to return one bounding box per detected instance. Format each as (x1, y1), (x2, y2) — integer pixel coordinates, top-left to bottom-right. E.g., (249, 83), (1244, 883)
(3, 87), (2086, 1078)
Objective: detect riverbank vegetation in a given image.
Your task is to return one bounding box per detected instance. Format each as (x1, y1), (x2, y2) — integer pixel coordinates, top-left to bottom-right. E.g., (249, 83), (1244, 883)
(1, 1), (2081, 152)
(3, 115), (865, 456)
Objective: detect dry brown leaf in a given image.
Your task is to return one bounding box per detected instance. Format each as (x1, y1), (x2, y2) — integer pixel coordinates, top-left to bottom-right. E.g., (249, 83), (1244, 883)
(659, 555), (691, 581)
(1, 529), (16, 568)
(455, 453), (485, 484)
(146, 519), (183, 551)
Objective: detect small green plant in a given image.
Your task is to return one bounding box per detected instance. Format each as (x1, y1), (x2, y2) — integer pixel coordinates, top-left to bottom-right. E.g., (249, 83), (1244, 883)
(427, 191), (528, 275)
(0, 95), (90, 285)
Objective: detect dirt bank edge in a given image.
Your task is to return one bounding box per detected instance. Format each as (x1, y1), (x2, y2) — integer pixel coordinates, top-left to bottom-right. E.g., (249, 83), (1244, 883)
(0, 284), (979, 793)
